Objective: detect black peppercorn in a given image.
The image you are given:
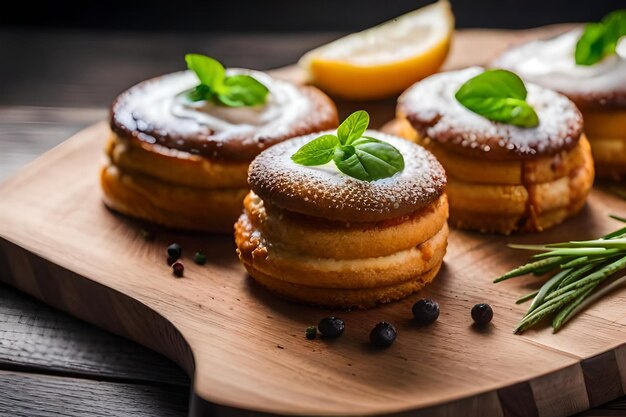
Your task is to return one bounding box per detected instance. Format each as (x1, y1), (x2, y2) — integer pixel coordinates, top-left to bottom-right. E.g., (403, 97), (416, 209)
(369, 322), (397, 347)
(167, 243), (182, 260)
(318, 317), (344, 338)
(412, 298), (440, 325)
(471, 303), (493, 325)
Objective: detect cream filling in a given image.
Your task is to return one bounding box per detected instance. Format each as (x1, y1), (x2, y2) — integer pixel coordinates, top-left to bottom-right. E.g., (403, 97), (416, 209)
(495, 29), (626, 95)
(127, 69), (311, 145)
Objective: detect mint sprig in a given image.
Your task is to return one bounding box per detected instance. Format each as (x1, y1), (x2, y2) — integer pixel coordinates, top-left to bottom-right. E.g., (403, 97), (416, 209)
(495, 215), (626, 334)
(185, 54), (269, 107)
(575, 10), (626, 66)
(455, 69), (539, 128)
(291, 110), (405, 182)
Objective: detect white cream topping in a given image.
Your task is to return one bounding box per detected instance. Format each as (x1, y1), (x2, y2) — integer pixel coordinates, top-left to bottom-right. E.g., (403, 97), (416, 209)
(495, 28), (626, 95)
(399, 67), (581, 155)
(125, 69), (311, 146)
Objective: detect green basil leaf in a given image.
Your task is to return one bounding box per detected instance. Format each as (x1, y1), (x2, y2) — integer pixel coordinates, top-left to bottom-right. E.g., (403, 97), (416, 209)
(337, 110), (370, 145)
(353, 137), (405, 179)
(456, 69), (528, 101)
(186, 84), (213, 102)
(576, 23), (610, 65)
(291, 134), (340, 165)
(333, 138), (404, 182)
(185, 54), (225, 90)
(216, 75), (269, 107)
(576, 10), (626, 66)
(459, 96), (539, 127)
(333, 145), (370, 181)
(455, 69), (539, 128)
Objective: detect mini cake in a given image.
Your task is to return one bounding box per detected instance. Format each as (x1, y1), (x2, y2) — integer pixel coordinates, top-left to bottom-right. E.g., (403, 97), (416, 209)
(102, 56), (338, 233)
(234, 120), (448, 308)
(396, 67), (594, 234)
(494, 25), (626, 179)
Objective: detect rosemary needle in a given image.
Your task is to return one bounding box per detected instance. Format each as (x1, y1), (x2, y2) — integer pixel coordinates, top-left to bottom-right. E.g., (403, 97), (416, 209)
(495, 215), (626, 333)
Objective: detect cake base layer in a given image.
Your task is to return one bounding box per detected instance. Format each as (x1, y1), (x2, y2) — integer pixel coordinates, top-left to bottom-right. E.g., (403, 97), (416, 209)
(101, 165), (247, 233)
(235, 192), (449, 308)
(242, 261), (442, 309)
(383, 118), (595, 234)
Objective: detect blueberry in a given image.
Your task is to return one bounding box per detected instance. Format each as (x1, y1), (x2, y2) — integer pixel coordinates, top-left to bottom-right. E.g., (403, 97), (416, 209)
(471, 303), (493, 325)
(369, 322), (396, 348)
(167, 243), (182, 260)
(412, 298), (440, 325)
(318, 317), (344, 338)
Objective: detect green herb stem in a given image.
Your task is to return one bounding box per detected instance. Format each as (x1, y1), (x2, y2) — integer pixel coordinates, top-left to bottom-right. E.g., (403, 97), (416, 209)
(543, 256), (626, 302)
(553, 274), (626, 332)
(516, 290), (539, 304)
(527, 268), (572, 313)
(496, 216), (626, 333)
(494, 256), (565, 283)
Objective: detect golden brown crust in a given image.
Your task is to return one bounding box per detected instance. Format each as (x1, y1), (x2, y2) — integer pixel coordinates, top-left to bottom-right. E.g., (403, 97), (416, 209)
(234, 180), (448, 307)
(446, 137), (594, 234)
(244, 192), (449, 259)
(110, 71), (339, 162)
(581, 109), (626, 180)
(384, 117), (595, 233)
(235, 212), (448, 289)
(248, 131), (446, 223)
(101, 164), (246, 233)
(397, 67), (583, 160)
(106, 133), (249, 189)
(242, 262), (442, 310)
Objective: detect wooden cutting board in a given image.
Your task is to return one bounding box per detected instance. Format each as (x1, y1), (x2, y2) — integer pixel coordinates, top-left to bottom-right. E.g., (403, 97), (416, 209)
(1, 27), (626, 417)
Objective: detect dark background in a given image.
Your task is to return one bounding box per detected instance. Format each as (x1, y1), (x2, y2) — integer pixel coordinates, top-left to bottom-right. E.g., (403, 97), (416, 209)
(1, 0), (624, 31)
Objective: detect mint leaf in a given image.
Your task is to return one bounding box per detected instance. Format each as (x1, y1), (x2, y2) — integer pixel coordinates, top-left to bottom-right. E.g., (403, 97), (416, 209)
(455, 69), (539, 128)
(337, 110), (369, 145)
(185, 54), (225, 89)
(184, 54), (268, 107)
(291, 134), (340, 165)
(576, 10), (626, 66)
(187, 84), (213, 102)
(333, 145), (369, 181)
(333, 138), (404, 182)
(333, 137), (404, 181)
(291, 110), (404, 182)
(575, 23), (607, 66)
(216, 75), (269, 107)
(353, 137), (405, 178)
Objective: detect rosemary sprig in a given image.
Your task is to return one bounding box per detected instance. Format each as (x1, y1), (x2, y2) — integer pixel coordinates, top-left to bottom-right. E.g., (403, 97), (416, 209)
(495, 216), (626, 334)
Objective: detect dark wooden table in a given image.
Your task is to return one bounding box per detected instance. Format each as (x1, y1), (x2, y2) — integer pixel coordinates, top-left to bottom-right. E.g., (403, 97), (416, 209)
(0, 28), (625, 417)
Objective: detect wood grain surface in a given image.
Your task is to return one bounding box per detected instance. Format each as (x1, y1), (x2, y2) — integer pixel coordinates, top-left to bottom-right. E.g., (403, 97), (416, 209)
(1, 26), (626, 417)
(0, 370), (189, 417)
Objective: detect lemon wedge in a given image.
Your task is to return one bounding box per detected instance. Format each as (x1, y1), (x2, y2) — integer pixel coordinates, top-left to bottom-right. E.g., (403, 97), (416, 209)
(299, 0), (454, 100)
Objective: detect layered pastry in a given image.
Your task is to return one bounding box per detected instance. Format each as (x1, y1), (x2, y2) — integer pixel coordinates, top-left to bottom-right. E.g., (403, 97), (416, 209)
(235, 131), (448, 308)
(102, 63), (338, 233)
(396, 67), (594, 234)
(495, 26), (626, 179)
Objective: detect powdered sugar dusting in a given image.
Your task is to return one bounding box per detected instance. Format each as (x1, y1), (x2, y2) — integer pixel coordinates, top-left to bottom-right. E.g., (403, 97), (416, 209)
(111, 70), (337, 161)
(495, 29), (626, 97)
(398, 67), (583, 158)
(248, 131), (446, 222)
